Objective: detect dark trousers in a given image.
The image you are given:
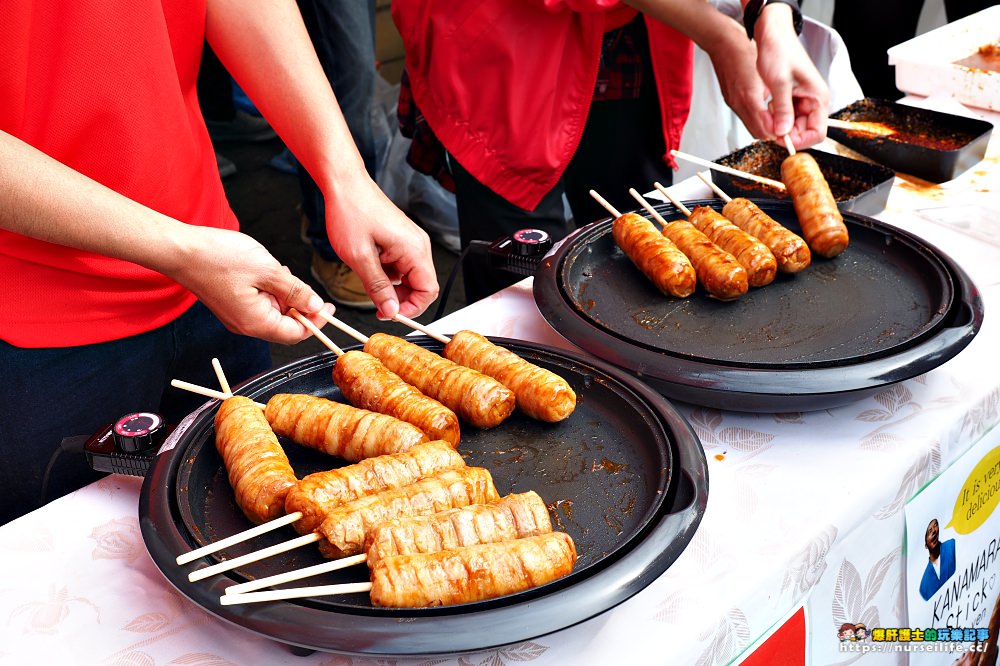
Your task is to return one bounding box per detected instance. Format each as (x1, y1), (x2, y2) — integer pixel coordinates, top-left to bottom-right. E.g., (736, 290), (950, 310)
(296, 0), (378, 262)
(0, 301), (271, 525)
(453, 80), (669, 302)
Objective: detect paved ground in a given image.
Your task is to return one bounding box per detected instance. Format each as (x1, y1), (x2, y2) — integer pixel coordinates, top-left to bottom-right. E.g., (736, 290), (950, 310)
(216, 138), (465, 369)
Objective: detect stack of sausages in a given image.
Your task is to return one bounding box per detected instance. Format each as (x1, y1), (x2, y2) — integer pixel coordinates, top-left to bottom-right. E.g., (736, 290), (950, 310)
(207, 335), (581, 607)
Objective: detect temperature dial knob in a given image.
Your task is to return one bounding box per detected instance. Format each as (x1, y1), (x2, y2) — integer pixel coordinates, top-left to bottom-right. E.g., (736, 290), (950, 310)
(113, 412), (166, 453)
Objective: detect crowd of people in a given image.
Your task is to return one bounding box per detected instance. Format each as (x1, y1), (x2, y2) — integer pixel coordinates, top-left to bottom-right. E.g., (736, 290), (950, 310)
(2, 0), (842, 524)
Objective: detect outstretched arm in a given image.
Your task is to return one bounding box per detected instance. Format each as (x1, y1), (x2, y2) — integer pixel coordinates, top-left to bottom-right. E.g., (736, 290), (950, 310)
(205, 0), (439, 319)
(0, 130), (330, 344)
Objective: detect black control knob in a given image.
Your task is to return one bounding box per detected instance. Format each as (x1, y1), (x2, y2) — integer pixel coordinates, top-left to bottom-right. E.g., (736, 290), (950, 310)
(112, 412), (166, 453)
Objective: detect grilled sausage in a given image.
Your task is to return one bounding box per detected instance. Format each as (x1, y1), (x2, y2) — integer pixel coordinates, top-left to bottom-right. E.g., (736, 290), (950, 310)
(364, 491), (553, 569)
(443, 330), (576, 422)
(332, 350), (461, 446)
(369, 531), (577, 607)
(285, 440), (466, 534)
(612, 212), (697, 298)
(687, 205), (777, 288)
(364, 333), (516, 429)
(214, 396), (297, 525)
(661, 220), (748, 301)
(721, 198), (811, 273)
(316, 467), (499, 558)
(780, 152), (849, 258)
(265, 393), (428, 463)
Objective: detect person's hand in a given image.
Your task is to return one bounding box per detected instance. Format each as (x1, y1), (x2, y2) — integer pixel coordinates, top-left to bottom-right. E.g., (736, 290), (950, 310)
(703, 16), (772, 140)
(166, 225), (335, 344)
(323, 175), (439, 320)
(751, 3), (830, 149)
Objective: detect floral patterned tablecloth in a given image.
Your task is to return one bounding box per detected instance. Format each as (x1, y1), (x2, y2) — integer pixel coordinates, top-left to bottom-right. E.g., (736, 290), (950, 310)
(1, 98), (998, 666)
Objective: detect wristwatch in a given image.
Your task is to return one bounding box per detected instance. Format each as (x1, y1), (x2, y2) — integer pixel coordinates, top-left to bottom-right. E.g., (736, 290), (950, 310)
(743, 0), (804, 39)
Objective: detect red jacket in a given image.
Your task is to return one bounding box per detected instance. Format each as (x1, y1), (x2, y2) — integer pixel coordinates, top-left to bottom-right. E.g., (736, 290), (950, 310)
(0, 0), (232, 348)
(392, 0), (694, 211)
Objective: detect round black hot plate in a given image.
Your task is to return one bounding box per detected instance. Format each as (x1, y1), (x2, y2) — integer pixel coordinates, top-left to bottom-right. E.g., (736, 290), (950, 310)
(139, 337), (707, 656)
(534, 199), (983, 412)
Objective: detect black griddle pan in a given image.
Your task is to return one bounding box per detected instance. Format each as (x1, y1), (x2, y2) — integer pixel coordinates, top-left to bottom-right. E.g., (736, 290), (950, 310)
(711, 141), (896, 216)
(829, 98), (993, 183)
(140, 337), (707, 656)
(534, 199), (983, 412)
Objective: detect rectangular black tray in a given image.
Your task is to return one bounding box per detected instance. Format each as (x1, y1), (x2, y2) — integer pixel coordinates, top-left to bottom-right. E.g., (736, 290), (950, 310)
(828, 98), (994, 183)
(710, 141), (896, 217)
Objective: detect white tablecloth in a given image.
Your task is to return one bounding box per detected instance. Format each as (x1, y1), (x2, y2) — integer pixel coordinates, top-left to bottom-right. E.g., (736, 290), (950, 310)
(2, 97), (998, 666)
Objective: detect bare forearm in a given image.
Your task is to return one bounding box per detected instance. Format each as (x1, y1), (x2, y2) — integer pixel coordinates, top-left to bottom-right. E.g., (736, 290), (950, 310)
(0, 129), (191, 274)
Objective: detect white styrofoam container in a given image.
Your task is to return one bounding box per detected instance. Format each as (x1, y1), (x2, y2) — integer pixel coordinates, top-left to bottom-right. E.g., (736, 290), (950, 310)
(888, 5), (1000, 111)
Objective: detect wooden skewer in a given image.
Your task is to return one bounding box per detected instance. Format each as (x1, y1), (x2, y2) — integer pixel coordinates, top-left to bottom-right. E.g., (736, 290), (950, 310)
(393, 313), (451, 345)
(220, 580), (373, 606)
(316, 310), (369, 345)
(289, 309), (344, 356)
(670, 149), (786, 191)
(589, 189), (622, 218)
(628, 188), (671, 228)
(651, 183), (691, 218)
(176, 511), (305, 566)
(169, 379), (266, 409)
(211, 358), (232, 396)
(188, 532), (322, 582)
(696, 171), (733, 202)
(826, 117), (895, 137)
(782, 135), (796, 156)
(224, 553), (368, 595)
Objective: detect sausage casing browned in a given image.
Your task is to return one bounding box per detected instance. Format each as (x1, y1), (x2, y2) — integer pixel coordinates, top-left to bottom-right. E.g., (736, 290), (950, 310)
(780, 152), (849, 258)
(332, 350), (461, 446)
(364, 490), (553, 568)
(721, 198), (811, 273)
(444, 330), (576, 422)
(284, 440), (466, 534)
(612, 212), (696, 298)
(661, 220), (748, 301)
(214, 396), (297, 525)
(316, 466), (499, 558)
(265, 393), (428, 463)
(364, 333), (515, 429)
(369, 531), (577, 607)
(687, 205), (777, 287)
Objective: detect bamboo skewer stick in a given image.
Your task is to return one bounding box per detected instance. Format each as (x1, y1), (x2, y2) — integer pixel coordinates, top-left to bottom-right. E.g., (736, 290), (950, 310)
(316, 310), (370, 345)
(651, 183), (692, 218)
(696, 171), (733, 201)
(188, 532), (322, 582)
(783, 135), (797, 156)
(589, 189), (622, 218)
(168, 379), (266, 410)
(628, 188), (671, 227)
(224, 553), (368, 595)
(221, 581), (373, 606)
(393, 313), (451, 345)
(175, 511), (305, 565)
(288, 309), (344, 355)
(670, 149), (786, 191)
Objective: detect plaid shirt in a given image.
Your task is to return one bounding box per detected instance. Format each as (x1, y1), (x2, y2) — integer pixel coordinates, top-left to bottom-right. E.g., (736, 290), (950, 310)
(398, 18), (645, 192)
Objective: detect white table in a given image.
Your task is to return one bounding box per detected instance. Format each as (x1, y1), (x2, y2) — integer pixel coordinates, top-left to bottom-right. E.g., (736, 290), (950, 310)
(1, 97), (997, 665)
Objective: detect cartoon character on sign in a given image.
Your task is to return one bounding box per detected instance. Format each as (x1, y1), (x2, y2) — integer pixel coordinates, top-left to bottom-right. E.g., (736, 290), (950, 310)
(839, 623), (856, 642)
(919, 518), (957, 601)
(854, 624), (868, 641)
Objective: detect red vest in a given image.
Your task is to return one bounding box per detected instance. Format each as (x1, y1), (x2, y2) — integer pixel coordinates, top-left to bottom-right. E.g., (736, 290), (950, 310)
(392, 0), (694, 211)
(0, 0), (235, 347)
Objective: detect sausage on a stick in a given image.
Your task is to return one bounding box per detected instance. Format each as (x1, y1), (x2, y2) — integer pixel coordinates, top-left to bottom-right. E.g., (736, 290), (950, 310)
(285, 440), (466, 534)
(364, 332), (516, 429)
(333, 350), (461, 446)
(443, 330), (576, 422)
(214, 396), (298, 525)
(265, 393), (428, 462)
(613, 212), (697, 297)
(369, 531), (577, 607)
(780, 149), (849, 258)
(364, 490), (553, 568)
(686, 205), (777, 288)
(316, 466), (500, 558)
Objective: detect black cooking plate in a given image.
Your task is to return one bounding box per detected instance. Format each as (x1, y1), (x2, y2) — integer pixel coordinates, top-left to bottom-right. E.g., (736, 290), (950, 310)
(139, 337), (708, 656)
(533, 199), (983, 412)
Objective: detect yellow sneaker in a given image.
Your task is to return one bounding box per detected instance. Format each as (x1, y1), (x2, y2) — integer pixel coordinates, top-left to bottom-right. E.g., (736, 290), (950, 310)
(310, 253), (376, 310)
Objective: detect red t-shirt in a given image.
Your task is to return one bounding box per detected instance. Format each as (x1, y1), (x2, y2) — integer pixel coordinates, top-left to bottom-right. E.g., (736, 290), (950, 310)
(0, 0), (237, 348)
